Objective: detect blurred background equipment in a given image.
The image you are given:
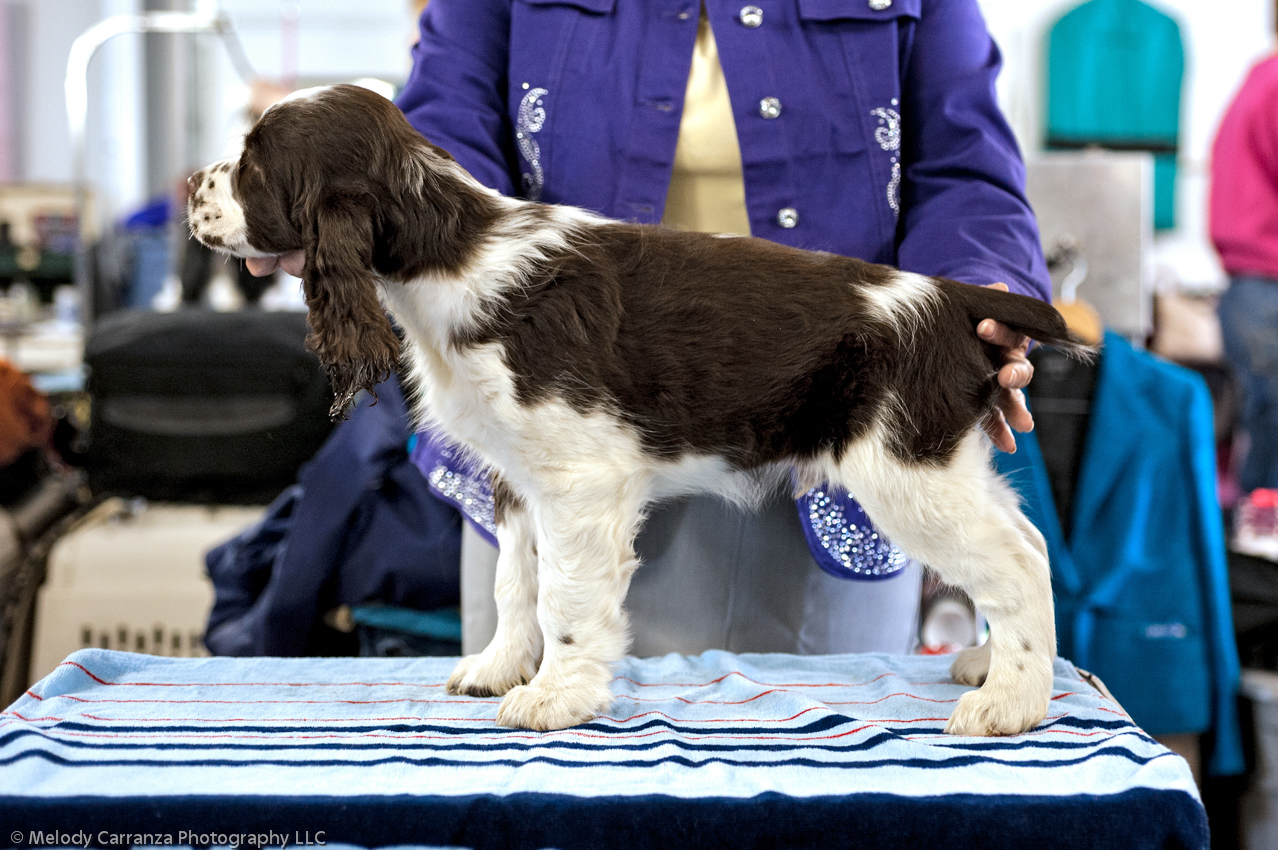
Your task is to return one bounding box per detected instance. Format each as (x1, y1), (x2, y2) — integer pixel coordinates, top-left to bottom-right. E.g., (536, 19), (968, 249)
(21, 498), (262, 698)
(1045, 0), (1185, 230)
(83, 309), (333, 503)
(0, 0), (437, 701)
(1024, 152), (1153, 340)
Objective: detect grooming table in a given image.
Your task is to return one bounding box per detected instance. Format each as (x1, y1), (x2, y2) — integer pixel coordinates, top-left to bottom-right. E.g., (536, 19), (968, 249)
(1, 649), (1205, 850)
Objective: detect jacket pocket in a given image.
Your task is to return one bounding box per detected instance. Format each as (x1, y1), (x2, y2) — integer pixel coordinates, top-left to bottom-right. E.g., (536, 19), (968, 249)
(509, 0), (616, 201)
(797, 0), (918, 225)
(517, 0), (615, 12)
(1086, 614), (1211, 736)
(797, 0), (920, 22)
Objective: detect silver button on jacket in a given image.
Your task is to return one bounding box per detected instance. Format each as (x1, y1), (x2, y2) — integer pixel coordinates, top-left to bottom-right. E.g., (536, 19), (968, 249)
(738, 5), (763, 27)
(759, 97), (782, 119)
(869, 0), (893, 9)
(777, 207), (799, 228)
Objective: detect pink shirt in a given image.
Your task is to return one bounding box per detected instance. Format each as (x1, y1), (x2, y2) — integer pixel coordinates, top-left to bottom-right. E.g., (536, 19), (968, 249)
(1212, 55), (1278, 280)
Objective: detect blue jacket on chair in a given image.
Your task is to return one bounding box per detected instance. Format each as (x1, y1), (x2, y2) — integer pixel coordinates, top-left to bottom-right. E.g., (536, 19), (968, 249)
(996, 332), (1242, 775)
(204, 377), (462, 657)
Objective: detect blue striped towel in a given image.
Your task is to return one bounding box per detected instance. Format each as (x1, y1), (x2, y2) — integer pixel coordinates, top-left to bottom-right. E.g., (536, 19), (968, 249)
(1, 649), (1205, 849)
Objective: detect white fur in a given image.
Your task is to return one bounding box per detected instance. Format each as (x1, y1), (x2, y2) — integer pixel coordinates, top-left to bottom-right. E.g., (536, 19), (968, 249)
(267, 85), (330, 111)
(187, 158), (274, 258)
(386, 202), (601, 351)
(828, 426), (1055, 735)
(857, 270), (940, 343)
(447, 505), (542, 698)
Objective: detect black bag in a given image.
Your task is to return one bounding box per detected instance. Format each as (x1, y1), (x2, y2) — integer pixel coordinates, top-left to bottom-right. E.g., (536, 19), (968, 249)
(1232, 550), (1278, 670)
(85, 309), (334, 503)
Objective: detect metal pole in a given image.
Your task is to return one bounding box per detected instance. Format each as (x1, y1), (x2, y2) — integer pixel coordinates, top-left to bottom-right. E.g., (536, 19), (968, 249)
(65, 9), (254, 331)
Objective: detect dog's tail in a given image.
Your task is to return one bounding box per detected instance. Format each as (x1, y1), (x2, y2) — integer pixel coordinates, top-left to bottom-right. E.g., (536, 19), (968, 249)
(938, 279), (1097, 361)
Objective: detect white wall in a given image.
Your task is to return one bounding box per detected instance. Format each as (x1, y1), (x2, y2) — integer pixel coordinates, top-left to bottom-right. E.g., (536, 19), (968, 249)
(218, 0), (417, 83)
(12, 0), (418, 224)
(199, 0), (419, 167)
(979, 0), (1276, 290)
(19, 0), (100, 186)
(95, 0), (146, 221)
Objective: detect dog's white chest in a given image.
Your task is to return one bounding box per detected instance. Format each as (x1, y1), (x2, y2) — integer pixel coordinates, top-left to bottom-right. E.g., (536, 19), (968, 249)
(402, 336), (515, 446)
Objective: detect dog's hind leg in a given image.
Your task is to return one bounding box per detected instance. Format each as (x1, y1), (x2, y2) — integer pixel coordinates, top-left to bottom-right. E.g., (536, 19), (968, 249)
(447, 497), (543, 698)
(494, 478), (645, 730)
(834, 428), (1056, 736)
(948, 506), (1051, 688)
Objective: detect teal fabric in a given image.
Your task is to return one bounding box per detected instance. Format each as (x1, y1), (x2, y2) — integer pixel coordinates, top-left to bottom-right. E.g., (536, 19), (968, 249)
(350, 605), (463, 641)
(1046, 0), (1184, 228)
(996, 333), (1243, 776)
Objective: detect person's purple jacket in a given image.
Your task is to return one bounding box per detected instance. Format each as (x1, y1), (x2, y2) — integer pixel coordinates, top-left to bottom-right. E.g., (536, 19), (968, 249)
(397, 0), (1051, 579)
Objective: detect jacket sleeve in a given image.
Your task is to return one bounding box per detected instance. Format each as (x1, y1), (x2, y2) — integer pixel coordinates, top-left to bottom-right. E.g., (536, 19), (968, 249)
(897, 0), (1051, 301)
(396, 0), (518, 195)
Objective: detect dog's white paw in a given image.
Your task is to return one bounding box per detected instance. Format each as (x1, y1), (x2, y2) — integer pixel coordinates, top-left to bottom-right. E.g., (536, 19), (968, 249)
(446, 649), (538, 698)
(949, 642), (992, 687)
(943, 682), (1049, 737)
(495, 681), (613, 731)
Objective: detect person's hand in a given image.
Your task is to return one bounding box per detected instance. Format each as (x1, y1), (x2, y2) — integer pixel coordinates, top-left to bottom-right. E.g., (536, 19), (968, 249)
(249, 79), (293, 121)
(977, 282), (1034, 454)
(246, 250), (305, 277)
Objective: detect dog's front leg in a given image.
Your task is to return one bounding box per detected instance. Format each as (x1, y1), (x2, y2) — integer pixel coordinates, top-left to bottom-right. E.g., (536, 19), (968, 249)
(494, 484), (643, 731)
(447, 498), (543, 697)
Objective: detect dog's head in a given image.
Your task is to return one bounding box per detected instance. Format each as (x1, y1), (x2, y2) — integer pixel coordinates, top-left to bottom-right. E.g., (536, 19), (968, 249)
(187, 83), (492, 417)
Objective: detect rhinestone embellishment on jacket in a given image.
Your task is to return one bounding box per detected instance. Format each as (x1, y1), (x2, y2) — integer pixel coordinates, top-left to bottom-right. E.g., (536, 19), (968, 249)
(516, 85), (549, 201)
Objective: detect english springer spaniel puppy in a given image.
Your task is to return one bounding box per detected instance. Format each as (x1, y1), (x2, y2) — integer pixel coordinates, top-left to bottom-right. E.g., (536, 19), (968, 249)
(189, 84), (1090, 736)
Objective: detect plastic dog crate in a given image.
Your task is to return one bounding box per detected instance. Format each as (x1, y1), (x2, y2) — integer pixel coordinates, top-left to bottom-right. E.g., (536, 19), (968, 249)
(28, 500), (262, 684)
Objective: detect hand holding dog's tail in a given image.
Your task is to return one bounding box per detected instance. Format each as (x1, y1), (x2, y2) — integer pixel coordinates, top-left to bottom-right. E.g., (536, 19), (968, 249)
(941, 279), (1098, 361)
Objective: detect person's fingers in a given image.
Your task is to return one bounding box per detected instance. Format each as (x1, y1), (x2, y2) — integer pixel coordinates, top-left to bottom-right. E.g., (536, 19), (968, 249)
(244, 250), (305, 277)
(977, 318), (1031, 352)
(278, 250), (306, 277)
(998, 357), (1034, 390)
(981, 406), (1016, 454)
(982, 385), (1033, 453)
(245, 256), (279, 276)
(999, 386), (1034, 434)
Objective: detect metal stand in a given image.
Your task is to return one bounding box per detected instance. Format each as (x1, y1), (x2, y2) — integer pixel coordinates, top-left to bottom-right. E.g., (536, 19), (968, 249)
(64, 5), (255, 332)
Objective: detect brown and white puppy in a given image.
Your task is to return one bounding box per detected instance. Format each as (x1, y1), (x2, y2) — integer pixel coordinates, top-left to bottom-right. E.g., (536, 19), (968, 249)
(189, 84), (1090, 735)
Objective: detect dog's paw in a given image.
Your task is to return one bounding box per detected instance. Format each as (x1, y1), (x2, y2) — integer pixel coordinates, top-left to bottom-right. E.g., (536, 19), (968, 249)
(446, 650), (537, 698)
(943, 682), (1049, 737)
(495, 682), (612, 731)
(949, 642), (992, 687)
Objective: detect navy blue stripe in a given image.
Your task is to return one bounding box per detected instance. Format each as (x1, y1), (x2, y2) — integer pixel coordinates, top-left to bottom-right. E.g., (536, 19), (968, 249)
(0, 745), (1177, 771)
(0, 712), (1136, 737)
(0, 790), (1208, 850)
(0, 726), (1153, 756)
(897, 715), (1138, 734)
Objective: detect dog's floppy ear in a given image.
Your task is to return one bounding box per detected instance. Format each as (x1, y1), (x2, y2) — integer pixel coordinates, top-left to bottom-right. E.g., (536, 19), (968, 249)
(302, 193), (400, 420)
